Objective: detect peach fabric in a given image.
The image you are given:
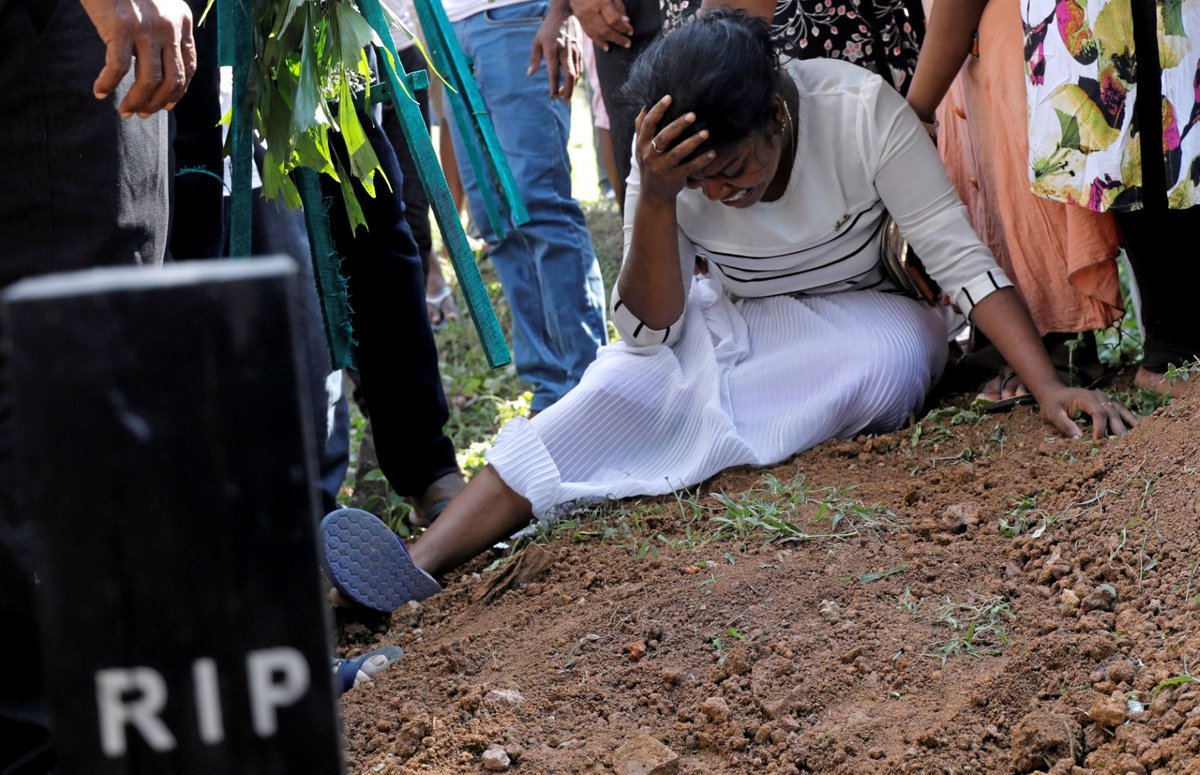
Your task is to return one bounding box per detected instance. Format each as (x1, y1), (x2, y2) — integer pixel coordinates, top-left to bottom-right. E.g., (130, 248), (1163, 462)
(929, 0), (1122, 335)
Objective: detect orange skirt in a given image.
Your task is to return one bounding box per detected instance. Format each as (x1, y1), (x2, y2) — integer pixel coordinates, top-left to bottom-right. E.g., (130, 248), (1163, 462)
(932, 0), (1122, 335)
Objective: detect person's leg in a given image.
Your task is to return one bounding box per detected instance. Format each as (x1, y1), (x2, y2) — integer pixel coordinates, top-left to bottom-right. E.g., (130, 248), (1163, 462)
(593, 0), (663, 204)
(0, 1), (168, 767)
(251, 190), (350, 512)
(168, 0), (224, 260)
(409, 466), (533, 575)
(382, 49), (434, 270)
(1118, 206), (1200, 389)
(1117, 0), (1199, 393)
(319, 110), (460, 497)
(449, 1), (608, 410)
(381, 51), (457, 326)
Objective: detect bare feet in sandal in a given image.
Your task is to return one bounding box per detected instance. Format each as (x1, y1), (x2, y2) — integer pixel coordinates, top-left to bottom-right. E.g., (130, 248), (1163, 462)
(975, 366), (1033, 410)
(425, 258), (457, 328)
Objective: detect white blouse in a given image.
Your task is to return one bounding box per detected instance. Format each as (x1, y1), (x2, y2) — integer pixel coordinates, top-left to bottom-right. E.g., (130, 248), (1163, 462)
(613, 58), (1012, 347)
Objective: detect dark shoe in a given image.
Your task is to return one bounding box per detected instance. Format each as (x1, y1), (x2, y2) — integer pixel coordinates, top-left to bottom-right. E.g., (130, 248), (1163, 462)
(320, 508), (442, 613)
(408, 471), (465, 528)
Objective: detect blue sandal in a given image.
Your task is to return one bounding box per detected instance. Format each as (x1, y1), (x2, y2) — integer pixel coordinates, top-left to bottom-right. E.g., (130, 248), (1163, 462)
(332, 645), (404, 695)
(320, 508), (443, 613)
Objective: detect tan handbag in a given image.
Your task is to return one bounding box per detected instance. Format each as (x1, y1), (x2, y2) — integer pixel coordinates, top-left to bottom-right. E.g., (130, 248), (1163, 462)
(879, 213), (942, 306)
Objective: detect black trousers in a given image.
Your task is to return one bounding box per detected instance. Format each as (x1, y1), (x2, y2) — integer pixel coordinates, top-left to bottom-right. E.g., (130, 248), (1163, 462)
(0, 1), (168, 770)
(320, 108), (459, 496)
(382, 47), (435, 269)
(168, 0), (225, 261)
(1115, 0), (1200, 372)
(592, 0), (664, 199)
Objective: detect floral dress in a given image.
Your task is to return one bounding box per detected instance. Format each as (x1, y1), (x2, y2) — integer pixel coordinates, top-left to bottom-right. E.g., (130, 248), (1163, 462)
(1022, 0), (1200, 211)
(660, 0), (925, 94)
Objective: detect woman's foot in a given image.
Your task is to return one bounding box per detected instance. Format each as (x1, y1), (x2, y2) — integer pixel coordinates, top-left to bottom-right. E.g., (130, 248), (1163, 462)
(320, 508), (442, 613)
(425, 255), (457, 329)
(1134, 366), (1193, 398)
(975, 366), (1033, 411)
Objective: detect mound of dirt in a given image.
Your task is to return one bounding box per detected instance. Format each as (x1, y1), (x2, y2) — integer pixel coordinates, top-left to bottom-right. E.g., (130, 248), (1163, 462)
(337, 385), (1200, 774)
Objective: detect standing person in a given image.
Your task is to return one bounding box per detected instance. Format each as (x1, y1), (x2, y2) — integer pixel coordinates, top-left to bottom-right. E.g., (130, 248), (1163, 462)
(906, 0), (1123, 404)
(0, 1), (195, 768)
(1018, 0), (1200, 394)
(663, 0), (925, 94)
(559, 0), (661, 204)
(446, 0), (608, 413)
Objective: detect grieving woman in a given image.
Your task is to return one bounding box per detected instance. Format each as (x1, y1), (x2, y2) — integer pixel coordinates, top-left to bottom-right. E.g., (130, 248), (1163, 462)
(318, 9), (1135, 613)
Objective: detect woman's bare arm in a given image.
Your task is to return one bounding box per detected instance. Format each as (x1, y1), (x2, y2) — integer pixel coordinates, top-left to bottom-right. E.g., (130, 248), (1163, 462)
(906, 0), (989, 122)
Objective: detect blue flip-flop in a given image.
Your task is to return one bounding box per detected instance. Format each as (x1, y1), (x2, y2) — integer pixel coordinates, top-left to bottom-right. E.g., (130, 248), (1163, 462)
(320, 508), (442, 613)
(332, 645), (405, 695)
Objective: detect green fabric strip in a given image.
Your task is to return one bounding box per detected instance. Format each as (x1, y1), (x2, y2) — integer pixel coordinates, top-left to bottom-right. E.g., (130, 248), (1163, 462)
(297, 169), (356, 370)
(225, 0), (253, 258)
(359, 0), (512, 368)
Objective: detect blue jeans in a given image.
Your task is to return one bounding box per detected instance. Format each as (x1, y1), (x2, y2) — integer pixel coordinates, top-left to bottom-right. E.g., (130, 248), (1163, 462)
(450, 0), (608, 411)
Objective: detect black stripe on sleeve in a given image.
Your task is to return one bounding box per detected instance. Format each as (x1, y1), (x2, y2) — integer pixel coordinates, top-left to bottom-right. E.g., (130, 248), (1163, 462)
(661, 326), (671, 343)
(962, 287), (976, 308)
(633, 322), (646, 338)
(614, 298), (625, 311)
(986, 271), (1000, 291)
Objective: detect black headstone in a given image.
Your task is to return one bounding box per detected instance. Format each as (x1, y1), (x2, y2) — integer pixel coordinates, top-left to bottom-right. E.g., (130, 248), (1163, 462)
(2, 258), (343, 774)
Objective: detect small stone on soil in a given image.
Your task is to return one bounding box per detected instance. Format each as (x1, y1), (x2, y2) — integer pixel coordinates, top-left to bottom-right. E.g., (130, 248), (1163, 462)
(1010, 712), (1081, 773)
(481, 746), (511, 771)
(485, 689), (524, 706)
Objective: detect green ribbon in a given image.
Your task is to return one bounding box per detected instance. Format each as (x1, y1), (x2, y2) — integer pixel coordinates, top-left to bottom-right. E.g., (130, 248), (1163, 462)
(358, 0), (512, 368)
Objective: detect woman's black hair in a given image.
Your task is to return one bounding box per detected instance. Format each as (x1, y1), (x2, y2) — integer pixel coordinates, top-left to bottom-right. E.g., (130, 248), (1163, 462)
(621, 8), (783, 155)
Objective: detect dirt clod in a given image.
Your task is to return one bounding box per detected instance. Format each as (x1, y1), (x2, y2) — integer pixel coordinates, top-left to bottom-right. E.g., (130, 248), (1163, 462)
(1010, 712), (1081, 772)
(613, 734), (680, 775)
(1088, 693), (1127, 728)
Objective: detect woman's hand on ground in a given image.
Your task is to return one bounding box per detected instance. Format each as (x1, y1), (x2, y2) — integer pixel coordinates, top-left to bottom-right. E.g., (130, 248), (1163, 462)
(80, 0), (196, 117)
(635, 96), (715, 204)
(1036, 385), (1138, 440)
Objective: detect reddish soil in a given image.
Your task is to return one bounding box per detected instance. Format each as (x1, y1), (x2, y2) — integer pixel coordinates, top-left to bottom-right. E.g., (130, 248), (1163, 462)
(337, 383), (1200, 775)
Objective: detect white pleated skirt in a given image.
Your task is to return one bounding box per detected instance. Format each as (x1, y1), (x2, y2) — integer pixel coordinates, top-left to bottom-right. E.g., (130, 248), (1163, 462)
(486, 278), (949, 519)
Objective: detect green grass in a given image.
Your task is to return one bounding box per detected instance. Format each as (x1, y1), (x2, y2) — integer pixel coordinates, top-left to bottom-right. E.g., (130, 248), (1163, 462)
(706, 476), (902, 546)
(924, 595), (1015, 666)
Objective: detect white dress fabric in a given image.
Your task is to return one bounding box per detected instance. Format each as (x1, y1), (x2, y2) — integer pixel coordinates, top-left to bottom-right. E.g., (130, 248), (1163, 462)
(485, 59), (1008, 519)
(487, 278), (948, 518)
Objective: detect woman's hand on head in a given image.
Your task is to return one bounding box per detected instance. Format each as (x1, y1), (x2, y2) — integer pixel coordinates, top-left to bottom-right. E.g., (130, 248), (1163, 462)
(635, 96), (716, 205)
(1037, 385), (1138, 440)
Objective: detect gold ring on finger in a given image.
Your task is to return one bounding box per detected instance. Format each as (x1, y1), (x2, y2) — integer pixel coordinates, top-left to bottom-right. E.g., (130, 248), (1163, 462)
(1101, 401), (1114, 407)
(651, 139), (662, 153)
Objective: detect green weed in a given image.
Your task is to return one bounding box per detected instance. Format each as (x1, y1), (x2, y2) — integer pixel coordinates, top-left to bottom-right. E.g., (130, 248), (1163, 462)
(1152, 659), (1199, 696)
(707, 478), (901, 546)
(998, 492), (1056, 538)
(925, 596), (1015, 666)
